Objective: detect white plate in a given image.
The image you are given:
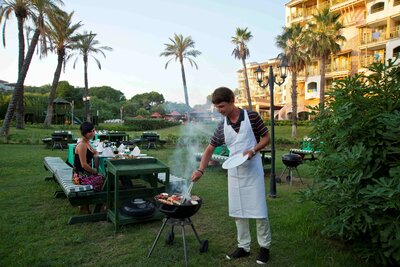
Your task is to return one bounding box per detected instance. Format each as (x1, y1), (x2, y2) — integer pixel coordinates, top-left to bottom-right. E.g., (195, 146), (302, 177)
(131, 146), (141, 156)
(222, 154), (249, 169)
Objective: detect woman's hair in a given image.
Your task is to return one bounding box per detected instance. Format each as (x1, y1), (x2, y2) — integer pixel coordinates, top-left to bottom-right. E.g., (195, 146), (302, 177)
(211, 87), (235, 104)
(80, 121), (94, 136)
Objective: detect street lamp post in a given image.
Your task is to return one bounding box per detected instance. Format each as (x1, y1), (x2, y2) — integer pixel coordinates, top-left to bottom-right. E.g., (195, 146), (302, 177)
(82, 96), (91, 122)
(71, 100), (74, 125)
(254, 59), (288, 198)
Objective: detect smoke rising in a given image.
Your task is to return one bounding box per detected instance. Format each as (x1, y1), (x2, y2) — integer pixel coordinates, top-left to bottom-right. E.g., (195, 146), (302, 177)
(167, 121), (214, 194)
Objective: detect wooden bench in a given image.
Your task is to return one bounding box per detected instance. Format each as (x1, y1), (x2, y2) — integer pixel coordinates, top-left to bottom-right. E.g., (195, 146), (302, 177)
(43, 156), (107, 225)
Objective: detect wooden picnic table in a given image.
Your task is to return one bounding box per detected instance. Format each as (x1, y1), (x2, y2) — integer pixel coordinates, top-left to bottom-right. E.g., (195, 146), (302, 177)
(97, 131), (129, 142)
(105, 157), (169, 232)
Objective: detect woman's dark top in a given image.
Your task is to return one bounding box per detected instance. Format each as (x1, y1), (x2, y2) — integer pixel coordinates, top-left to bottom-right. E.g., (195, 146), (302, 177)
(74, 148), (94, 174)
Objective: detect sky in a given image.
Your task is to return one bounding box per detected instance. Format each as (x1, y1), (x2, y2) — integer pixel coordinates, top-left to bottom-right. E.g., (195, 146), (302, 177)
(0, 0), (288, 106)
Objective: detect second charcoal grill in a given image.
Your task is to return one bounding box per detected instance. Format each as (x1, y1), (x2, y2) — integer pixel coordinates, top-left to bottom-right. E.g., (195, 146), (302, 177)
(279, 152), (304, 185)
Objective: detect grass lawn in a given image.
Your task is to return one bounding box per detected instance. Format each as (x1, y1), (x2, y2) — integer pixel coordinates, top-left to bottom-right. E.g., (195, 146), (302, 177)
(0, 140), (372, 266)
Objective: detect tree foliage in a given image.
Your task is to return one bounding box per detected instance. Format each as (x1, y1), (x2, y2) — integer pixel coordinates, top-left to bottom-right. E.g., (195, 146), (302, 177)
(231, 27), (253, 110)
(305, 8), (345, 108)
(162, 101), (191, 114)
(129, 91), (164, 107)
(160, 33), (201, 107)
(304, 60), (400, 266)
(90, 86), (125, 103)
(276, 23), (309, 138)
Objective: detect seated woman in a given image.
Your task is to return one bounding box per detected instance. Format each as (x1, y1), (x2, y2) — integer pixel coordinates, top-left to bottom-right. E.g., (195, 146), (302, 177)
(73, 121), (104, 192)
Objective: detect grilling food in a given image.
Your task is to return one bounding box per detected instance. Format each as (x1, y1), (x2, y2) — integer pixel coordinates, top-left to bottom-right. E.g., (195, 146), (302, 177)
(155, 193), (200, 206)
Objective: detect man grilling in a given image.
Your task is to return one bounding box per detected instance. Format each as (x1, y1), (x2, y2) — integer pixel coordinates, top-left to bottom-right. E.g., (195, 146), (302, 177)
(191, 87), (271, 265)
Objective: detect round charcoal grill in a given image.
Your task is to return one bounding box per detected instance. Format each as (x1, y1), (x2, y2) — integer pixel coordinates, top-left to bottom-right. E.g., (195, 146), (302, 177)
(280, 153), (304, 185)
(282, 153), (303, 168)
(148, 194), (208, 267)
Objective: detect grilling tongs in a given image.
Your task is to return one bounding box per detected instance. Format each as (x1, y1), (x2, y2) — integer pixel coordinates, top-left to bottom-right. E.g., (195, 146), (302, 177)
(181, 181), (194, 204)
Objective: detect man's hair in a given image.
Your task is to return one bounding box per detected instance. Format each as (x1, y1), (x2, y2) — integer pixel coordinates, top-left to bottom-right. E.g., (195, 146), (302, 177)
(211, 87), (235, 104)
(80, 121), (94, 136)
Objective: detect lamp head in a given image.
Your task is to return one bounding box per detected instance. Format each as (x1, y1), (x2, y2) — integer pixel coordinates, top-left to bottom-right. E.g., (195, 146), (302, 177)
(278, 56), (289, 80)
(254, 65), (265, 84)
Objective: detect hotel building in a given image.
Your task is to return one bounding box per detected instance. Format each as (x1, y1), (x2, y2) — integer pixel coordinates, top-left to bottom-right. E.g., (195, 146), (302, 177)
(236, 0), (400, 120)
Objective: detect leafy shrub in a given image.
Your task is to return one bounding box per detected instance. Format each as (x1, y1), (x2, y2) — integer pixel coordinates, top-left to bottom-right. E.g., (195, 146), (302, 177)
(303, 60), (400, 265)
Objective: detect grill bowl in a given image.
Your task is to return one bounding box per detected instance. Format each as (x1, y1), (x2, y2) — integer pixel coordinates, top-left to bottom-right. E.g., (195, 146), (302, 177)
(155, 195), (202, 219)
(282, 153), (303, 168)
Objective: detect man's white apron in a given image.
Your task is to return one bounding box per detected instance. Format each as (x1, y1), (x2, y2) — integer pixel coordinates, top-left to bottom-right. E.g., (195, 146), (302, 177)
(224, 111), (267, 218)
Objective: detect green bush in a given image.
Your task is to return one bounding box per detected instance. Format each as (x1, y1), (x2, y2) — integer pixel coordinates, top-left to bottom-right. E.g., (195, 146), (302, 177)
(303, 60), (400, 265)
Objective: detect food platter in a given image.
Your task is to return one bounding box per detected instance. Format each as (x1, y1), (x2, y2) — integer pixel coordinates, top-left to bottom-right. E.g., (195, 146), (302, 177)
(222, 153), (249, 169)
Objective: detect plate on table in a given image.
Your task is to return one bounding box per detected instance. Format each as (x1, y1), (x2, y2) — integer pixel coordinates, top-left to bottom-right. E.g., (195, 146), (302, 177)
(222, 154), (249, 169)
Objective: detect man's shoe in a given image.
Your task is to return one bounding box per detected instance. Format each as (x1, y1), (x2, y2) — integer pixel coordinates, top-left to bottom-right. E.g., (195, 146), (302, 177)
(226, 247), (250, 260)
(256, 247), (269, 264)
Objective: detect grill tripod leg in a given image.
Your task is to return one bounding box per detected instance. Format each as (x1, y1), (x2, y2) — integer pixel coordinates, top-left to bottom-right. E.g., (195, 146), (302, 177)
(147, 217), (169, 258)
(181, 221), (189, 267)
(295, 167), (303, 184)
(278, 167), (288, 183)
(188, 217), (202, 244)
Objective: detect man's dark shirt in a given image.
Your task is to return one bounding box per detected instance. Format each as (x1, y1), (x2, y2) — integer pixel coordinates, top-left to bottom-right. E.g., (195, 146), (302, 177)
(210, 109), (268, 147)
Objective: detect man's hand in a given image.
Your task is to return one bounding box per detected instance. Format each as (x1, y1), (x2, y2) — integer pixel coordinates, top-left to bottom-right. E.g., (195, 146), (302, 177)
(244, 150), (255, 160)
(191, 170), (203, 182)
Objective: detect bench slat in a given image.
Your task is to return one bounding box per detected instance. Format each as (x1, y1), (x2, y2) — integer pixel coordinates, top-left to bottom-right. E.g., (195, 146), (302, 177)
(44, 157), (94, 198)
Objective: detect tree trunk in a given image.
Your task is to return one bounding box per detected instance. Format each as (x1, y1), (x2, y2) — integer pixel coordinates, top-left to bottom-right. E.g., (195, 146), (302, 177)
(16, 16), (25, 129)
(319, 56), (326, 109)
(44, 50), (64, 127)
(1, 28), (41, 136)
(84, 54), (91, 122)
(180, 61), (189, 107)
(291, 70), (298, 138)
(242, 58), (252, 111)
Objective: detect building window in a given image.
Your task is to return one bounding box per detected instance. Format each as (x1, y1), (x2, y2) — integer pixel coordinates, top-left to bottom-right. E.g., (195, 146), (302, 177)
(307, 82), (317, 93)
(371, 2), (384, 14)
(394, 46), (400, 59)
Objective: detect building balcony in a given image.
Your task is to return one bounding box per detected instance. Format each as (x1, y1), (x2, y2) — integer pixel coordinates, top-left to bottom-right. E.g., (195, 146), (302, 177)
(360, 31), (388, 46)
(307, 67), (320, 77)
(288, 4), (319, 23)
(319, 1), (330, 10)
(305, 90), (319, 100)
(390, 26), (400, 39)
(330, 0), (364, 12)
(359, 55), (385, 68)
(325, 61), (351, 77)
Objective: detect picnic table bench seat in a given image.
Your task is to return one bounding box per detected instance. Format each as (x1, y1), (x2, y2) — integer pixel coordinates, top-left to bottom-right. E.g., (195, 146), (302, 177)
(43, 156), (106, 224)
(44, 157), (94, 197)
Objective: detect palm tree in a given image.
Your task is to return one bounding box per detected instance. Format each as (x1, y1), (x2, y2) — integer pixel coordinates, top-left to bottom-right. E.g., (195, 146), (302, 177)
(0, 0), (64, 135)
(71, 31), (112, 122)
(160, 33), (201, 107)
(232, 27), (253, 110)
(276, 23), (309, 137)
(0, 0), (33, 129)
(306, 8), (345, 108)
(43, 11), (82, 127)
